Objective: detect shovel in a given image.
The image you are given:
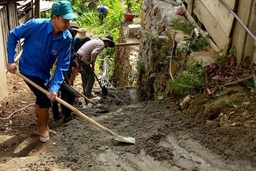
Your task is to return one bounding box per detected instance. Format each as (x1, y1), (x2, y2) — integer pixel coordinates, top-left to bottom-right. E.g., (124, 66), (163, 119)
(93, 72), (108, 96)
(16, 71), (135, 144)
(69, 85), (96, 106)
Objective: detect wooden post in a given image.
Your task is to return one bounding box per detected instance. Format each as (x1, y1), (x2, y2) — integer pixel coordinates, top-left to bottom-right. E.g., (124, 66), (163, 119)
(244, 1), (256, 64)
(186, 0), (194, 15)
(231, 0), (253, 64)
(34, 0), (40, 18)
(243, 1), (256, 64)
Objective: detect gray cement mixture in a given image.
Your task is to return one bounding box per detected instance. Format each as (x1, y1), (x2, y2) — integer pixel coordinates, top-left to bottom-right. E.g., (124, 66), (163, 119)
(1, 74), (256, 171)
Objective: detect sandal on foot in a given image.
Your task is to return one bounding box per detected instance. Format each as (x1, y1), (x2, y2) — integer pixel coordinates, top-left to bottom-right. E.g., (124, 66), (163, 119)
(39, 134), (50, 143)
(49, 129), (57, 134)
(34, 129), (57, 135)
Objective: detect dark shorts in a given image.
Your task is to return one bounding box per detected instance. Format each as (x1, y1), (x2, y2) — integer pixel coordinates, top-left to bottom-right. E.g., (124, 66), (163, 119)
(22, 73), (52, 108)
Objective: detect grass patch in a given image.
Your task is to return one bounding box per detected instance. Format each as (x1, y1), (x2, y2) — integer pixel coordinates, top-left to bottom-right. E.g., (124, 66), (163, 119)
(171, 19), (193, 35)
(170, 61), (205, 97)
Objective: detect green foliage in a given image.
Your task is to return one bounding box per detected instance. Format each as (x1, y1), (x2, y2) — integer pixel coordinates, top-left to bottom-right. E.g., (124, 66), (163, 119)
(188, 106), (199, 115)
(184, 36), (210, 52)
(228, 45), (236, 57)
(225, 100), (250, 109)
(132, 0), (144, 17)
(225, 99), (237, 107)
(125, 0), (143, 16)
(171, 19), (193, 35)
(70, 0), (143, 37)
(41, 12), (51, 18)
(241, 101), (250, 109)
(170, 61), (205, 97)
(176, 35), (210, 58)
(125, 0), (133, 13)
(137, 59), (144, 74)
(212, 92), (224, 100)
(171, 19), (209, 57)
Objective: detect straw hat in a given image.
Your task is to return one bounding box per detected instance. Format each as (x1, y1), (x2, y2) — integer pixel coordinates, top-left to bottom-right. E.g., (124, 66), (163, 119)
(69, 21), (79, 31)
(76, 28), (87, 39)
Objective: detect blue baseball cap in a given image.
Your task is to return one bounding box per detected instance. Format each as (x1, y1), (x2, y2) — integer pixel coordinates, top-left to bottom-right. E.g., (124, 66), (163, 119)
(51, 1), (77, 20)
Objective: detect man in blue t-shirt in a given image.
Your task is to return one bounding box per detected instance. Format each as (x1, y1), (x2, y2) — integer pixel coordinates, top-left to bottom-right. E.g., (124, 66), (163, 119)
(97, 6), (109, 21)
(6, 1), (77, 143)
(72, 28), (91, 94)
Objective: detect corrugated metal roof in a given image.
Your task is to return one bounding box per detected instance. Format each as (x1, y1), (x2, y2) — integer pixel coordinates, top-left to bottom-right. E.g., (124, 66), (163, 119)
(0, 0), (24, 5)
(40, 0), (53, 12)
(1, 0), (53, 12)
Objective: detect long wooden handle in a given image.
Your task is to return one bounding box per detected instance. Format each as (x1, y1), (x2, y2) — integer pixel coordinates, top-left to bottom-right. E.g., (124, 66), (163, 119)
(15, 71), (108, 132)
(115, 42), (140, 47)
(92, 71), (103, 89)
(69, 86), (96, 105)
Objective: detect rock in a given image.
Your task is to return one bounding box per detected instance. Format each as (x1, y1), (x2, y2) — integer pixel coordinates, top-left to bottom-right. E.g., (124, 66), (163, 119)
(128, 24), (141, 38)
(180, 95), (192, 110)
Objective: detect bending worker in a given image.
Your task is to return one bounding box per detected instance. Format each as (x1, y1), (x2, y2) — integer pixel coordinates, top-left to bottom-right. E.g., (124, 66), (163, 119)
(76, 35), (115, 99)
(97, 6), (109, 21)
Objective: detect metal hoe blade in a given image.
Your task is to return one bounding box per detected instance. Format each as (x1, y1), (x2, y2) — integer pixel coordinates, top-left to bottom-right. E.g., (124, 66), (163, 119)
(107, 129), (135, 144)
(114, 135), (136, 144)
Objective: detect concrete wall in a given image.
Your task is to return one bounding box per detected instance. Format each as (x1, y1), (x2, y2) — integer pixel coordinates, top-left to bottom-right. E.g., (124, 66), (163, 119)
(0, 2), (20, 100)
(0, 6), (8, 100)
(0, 15), (8, 100)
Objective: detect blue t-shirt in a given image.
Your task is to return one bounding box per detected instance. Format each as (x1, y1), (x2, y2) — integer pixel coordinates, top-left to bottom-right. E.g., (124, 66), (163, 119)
(98, 6), (108, 15)
(73, 37), (91, 52)
(7, 18), (72, 93)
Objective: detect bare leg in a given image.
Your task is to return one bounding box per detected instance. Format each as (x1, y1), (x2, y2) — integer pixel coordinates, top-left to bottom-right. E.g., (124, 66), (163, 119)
(35, 104), (56, 135)
(70, 67), (78, 86)
(35, 104), (40, 130)
(36, 107), (50, 142)
(35, 104), (39, 118)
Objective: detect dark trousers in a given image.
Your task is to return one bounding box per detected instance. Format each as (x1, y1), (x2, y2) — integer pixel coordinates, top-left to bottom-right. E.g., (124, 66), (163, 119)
(52, 81), (76, 120)
(23, 73), (52, 108)
(80, 61), (95, 97)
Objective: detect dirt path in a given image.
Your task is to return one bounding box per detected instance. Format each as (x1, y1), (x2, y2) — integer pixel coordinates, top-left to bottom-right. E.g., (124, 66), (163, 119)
(0, 73), (256, 171)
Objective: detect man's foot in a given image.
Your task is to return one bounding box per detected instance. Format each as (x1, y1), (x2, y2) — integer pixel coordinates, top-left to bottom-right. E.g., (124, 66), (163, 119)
(39, 134), (50, 143)
(34, 129), (57, 135)
(89, 94), (97, 99)
(48, 129), (57, 134)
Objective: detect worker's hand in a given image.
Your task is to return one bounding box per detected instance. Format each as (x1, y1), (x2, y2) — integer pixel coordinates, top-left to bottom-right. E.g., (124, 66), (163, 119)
(90, 66), (94, 72)
(7, 63), (17, 74)
(66, 80), (71, 86)
(47, 91), (57, 101)
(77, 53), (82, 60)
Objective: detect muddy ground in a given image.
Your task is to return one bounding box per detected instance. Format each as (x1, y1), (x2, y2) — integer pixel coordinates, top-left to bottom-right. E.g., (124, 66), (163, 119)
(0, 72), (256, 171)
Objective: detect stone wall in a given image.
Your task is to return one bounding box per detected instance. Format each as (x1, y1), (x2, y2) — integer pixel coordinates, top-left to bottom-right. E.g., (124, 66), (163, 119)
(114, 19), (140, 87)
(114, 21), (132, 87)
(114, 0), (191, 100)
(137, 0), (186, 100)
